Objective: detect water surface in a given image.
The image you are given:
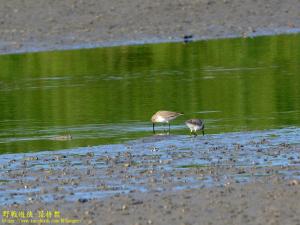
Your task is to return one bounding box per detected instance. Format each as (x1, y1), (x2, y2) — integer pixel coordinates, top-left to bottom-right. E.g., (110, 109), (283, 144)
(1, 34), (300, 153)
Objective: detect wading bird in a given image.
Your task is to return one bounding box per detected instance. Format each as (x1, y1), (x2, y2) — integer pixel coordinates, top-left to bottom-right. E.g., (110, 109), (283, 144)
(185, 119), (204, 136)
(151, 111), (183, 133)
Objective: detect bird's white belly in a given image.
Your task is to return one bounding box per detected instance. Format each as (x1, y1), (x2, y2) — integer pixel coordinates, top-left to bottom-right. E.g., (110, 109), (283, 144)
(187, 124), (201, 131)
(156, 116), (168, 123)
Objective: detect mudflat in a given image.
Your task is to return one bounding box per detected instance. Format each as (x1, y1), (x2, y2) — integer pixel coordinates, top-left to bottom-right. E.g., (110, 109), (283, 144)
(1, 130), (300, 225)
(1, 1), (300, 225)
(3, 180), (300, 225)
(1, 0), (300, 54)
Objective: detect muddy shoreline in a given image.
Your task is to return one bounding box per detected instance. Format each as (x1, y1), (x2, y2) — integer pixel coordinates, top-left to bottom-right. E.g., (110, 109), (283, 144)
(1, 0), (300, 54)
(1, 129), (300, 224)
(3, 181), (300, 225)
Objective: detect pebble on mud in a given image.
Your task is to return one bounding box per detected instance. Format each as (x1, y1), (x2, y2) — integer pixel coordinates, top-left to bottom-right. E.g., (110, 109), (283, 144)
(78, 198), (89, 203)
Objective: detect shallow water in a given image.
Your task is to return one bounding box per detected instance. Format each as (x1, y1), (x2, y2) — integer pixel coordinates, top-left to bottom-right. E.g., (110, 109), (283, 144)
(1, 34), (300, 153)
(1, 35), (300, 206)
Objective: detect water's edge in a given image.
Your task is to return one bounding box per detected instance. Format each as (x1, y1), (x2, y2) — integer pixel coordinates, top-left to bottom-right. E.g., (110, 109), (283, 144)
(1, 27), (300, 55)
(1, 128), (299, 205)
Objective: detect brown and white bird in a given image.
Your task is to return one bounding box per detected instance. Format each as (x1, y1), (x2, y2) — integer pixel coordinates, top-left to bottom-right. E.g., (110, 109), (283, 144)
(185, 119), (205, 136)
(151, 111), (183, 133)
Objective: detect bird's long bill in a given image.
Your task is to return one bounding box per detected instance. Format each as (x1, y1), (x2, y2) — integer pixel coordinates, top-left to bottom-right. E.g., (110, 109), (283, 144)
(202, 129), (205, 136)
(153, 123), (155, 134)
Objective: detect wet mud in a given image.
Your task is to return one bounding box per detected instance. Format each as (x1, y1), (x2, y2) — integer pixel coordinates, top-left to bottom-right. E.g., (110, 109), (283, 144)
(1, 128), (300, 224)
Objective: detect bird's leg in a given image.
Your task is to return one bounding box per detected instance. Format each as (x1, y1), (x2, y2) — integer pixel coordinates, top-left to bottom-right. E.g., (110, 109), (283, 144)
(202, 129), (205, 136)
(153, 123), (155, 134)
(168, 123), (170, 133)
(193, 131), (197, 137)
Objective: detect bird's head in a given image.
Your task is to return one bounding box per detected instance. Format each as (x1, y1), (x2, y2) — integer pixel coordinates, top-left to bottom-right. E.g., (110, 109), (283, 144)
(151, 114), (157, 123)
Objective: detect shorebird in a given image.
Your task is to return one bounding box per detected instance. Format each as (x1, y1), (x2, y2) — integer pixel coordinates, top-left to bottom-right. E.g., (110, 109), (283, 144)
(183, 35), (193, 43)
(185, 119), (205, 136)
(151, 111), (183, 133)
